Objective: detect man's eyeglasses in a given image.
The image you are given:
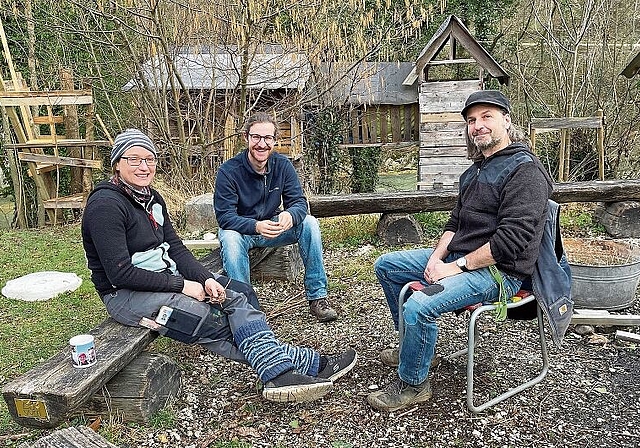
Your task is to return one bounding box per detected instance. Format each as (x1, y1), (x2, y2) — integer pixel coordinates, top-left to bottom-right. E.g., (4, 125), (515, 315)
(248, 133), (276, 145)
(121, 156), (158, 167)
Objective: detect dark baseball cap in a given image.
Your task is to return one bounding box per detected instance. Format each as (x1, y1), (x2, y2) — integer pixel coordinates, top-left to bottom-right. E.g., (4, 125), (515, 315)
(461, 90), (511, 118)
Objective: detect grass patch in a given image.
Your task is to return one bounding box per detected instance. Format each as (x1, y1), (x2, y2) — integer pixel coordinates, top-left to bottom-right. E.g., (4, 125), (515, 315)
(0, 225), (107, 435)
(319, 215), (379, 248)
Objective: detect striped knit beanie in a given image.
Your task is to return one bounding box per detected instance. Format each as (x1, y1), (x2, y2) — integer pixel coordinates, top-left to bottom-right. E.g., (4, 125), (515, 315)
(111, 129), (158, 166)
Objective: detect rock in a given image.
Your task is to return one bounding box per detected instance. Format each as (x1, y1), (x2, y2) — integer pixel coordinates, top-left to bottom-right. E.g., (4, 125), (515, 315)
(184, 193), (216, 232)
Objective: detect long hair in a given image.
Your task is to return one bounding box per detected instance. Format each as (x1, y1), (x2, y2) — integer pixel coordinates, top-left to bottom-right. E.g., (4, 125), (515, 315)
(465, 113), (530, 162)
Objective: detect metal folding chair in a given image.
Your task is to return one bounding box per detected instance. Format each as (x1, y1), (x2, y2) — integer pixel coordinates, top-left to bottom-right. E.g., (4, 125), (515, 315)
(398, 281), (549, 413)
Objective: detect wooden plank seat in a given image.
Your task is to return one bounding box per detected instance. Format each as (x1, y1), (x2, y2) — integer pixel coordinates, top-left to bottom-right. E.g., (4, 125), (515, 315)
(43, 193), (86, 209)
(18, 153), (103, 175)
(2, 318), (158, 429)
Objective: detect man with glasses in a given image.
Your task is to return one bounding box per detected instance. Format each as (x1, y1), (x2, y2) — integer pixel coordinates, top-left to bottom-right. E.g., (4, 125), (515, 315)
(214, 112), (338, 323)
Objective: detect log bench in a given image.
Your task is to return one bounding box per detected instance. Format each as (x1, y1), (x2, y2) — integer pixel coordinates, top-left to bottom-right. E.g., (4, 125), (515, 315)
(2, 318), (180, 429)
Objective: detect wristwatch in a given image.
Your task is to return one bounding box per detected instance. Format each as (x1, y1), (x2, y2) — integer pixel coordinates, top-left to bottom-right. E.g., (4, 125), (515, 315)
(456, 257), (469, 272)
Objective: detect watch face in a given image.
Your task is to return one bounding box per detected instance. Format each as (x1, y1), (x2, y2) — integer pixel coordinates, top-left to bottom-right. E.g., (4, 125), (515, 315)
(457, 257), (467, 267)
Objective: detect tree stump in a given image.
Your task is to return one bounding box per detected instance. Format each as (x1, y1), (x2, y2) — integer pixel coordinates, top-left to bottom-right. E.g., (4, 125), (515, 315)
(377, 213), (423, 245)
(76, 352), (181, 424)
(595, 201), (640, 238)
(199, 245), (303, 282)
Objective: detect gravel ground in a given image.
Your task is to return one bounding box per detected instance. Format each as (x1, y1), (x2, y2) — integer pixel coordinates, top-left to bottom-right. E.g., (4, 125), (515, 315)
(93, 245), (640, 448)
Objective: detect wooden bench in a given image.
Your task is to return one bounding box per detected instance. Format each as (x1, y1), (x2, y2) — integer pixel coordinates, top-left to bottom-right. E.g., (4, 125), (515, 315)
(2, 318), (180, 429)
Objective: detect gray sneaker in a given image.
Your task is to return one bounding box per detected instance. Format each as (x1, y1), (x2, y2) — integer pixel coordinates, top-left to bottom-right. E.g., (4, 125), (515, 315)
(367, 376), (432, 412)
(263, 370), (333, 403)
(318, 348), (358, 382)
(309, 298), (338, 322)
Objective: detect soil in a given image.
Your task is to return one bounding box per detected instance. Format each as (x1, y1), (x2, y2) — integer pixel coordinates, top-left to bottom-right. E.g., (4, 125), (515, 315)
(85, 244), (640, 448)
(564, 238), (640, 265)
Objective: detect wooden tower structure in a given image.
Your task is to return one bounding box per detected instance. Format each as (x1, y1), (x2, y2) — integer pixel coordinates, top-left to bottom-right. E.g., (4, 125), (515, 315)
(403, 15), (510, 190)
(0, 19), (109, 226)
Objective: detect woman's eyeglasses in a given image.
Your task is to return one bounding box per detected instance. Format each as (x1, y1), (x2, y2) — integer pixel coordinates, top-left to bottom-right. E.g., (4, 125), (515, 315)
(121, 156), (158, 167)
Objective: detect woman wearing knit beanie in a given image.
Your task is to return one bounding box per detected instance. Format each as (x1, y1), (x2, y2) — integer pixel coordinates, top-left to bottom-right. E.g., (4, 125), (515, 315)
(81, 129), (357, 403)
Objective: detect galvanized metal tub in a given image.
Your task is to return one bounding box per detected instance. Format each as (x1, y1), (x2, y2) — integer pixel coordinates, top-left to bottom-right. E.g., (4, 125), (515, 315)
(570, 259), (640, 310)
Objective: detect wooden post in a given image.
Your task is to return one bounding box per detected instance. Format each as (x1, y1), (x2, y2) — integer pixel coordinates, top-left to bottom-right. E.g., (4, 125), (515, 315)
(559, 129), (567, 182)
(391, 106), (401, 142)
(379, 105), (389, 144)
(61, 69), (82, 194)
(529, 126), (537, 154)
(597, 109), (604, 180)
(350, 108), (360, 144)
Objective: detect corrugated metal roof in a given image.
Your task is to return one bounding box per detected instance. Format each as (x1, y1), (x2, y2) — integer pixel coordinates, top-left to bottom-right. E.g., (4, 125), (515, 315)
(322, 62), (418, 106)
(123, 47), (311, 91)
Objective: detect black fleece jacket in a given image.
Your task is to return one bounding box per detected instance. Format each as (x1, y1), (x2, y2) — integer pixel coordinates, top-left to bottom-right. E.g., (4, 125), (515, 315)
(82, 181), (213, 297)
(445, 143), (553, 279)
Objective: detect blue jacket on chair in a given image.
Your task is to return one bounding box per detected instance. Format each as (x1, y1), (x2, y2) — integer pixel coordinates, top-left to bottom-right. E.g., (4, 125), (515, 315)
(531, 200), (573, 347)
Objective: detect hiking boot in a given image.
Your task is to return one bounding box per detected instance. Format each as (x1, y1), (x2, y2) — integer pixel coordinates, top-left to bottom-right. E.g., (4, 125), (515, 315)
(380, 348), (399, 367)
(263, 370), (333, 403)
(318, 348), (358, 382)
(379, 348), (440, 369)
(309, 298), (338, 322)
(367, 376), (432, 412)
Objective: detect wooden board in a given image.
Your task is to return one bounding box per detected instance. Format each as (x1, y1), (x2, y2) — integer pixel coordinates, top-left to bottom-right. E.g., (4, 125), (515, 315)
(419, 147), (468, 158)
(2, 318), (157, 429)
(530, 116), (603, 132)
(17, 426), (118, 448)
(0, 90), (93, 107)
(418, 80), (478, 114)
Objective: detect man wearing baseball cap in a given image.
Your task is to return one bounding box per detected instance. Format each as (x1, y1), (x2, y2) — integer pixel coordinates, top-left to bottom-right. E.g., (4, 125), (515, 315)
(369, 90), (554, 412)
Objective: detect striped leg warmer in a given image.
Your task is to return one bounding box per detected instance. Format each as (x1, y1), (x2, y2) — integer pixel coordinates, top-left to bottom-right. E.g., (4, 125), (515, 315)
(235, 319), (295, 382)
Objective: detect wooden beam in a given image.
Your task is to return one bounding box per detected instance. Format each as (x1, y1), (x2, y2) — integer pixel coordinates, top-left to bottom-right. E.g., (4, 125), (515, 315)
(308, 180), (640, 217)
(530, 116), (603, 131)
(0, 90), (93, 107)
(6, 138), (110, 148)
(571, 311), (640, 326)
(18, 152), (103, 170)
(616, 330), (640, 342)
(43, 194), (85, 209)
(426, 58), (476, 66)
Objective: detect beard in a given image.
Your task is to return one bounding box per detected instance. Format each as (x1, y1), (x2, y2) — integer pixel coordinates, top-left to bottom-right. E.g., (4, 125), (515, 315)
(474, 133), (502, 152)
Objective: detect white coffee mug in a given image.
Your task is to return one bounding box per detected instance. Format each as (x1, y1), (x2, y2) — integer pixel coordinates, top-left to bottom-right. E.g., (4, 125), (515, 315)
(69, 334), (97, 368)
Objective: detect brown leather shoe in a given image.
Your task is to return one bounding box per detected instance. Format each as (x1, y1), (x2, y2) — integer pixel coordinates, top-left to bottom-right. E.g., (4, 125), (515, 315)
(309, 298), (338, 322)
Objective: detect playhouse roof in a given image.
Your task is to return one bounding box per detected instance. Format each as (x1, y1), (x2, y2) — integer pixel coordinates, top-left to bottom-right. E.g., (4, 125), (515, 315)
(621, 49), (640, 78)
(122, 45), (311, 91)
(402, 15), (510, 86)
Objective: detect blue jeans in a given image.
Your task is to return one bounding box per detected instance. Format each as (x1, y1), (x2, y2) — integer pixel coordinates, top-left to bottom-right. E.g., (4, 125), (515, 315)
(374, 248), (522, 386)
(218, 215), (328, 301)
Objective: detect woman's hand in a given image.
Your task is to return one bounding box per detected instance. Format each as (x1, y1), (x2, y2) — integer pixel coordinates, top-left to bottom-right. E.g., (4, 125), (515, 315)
(204, 278), (226, 304)
(182, 279), (206, 301)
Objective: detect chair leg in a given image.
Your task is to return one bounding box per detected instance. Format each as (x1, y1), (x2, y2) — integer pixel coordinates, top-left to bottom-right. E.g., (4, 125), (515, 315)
(466, 299), (549, 414)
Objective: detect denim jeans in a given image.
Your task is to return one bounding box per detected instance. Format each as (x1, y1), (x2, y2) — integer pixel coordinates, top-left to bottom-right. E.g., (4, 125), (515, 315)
(374, 248), (522, 385)
(218, 214), (328, 300)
